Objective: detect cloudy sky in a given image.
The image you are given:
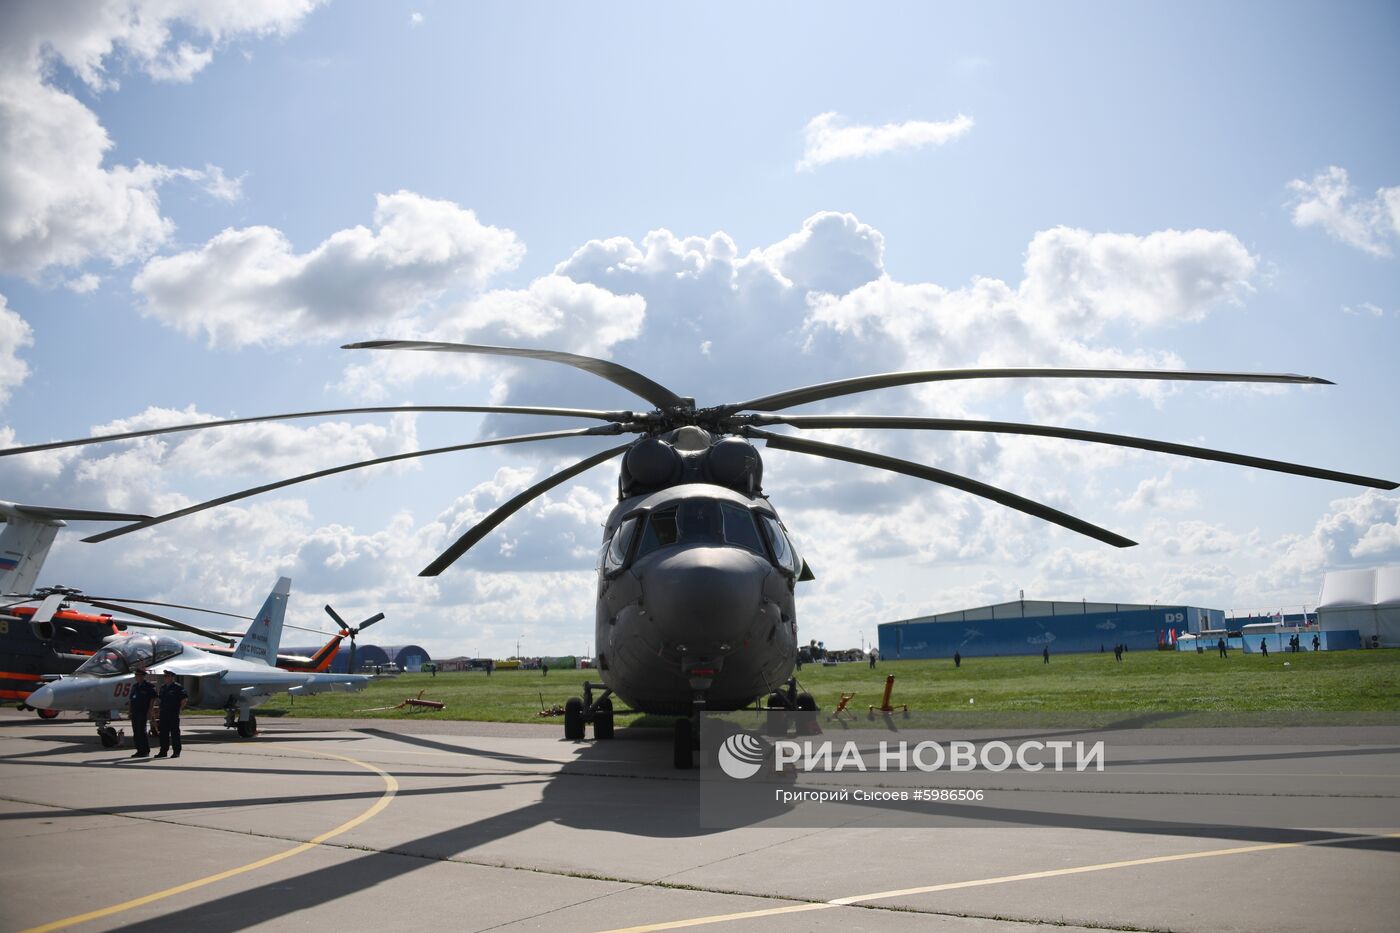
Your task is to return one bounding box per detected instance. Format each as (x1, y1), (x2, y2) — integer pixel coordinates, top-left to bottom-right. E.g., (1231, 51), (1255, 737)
(1, 0), (1397, 658)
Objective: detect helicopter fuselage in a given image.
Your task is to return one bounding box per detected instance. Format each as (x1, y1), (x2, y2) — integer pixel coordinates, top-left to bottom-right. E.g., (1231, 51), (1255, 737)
(594, 482), (801, 715)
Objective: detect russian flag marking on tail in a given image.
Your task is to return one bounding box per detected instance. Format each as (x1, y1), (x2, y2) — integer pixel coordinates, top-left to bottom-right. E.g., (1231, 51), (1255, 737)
(233, 577), (292, 665)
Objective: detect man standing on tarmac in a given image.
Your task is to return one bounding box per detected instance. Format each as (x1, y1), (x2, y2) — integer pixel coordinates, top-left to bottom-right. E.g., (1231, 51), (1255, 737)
(127, 668), (157, 759)
(154, 670), (188, 758)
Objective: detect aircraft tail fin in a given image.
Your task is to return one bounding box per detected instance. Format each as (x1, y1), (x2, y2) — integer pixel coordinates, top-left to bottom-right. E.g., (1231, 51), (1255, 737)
(305, 632), (347, 672)
(233, 577), (292, 665)
(0, 502), (151, 595)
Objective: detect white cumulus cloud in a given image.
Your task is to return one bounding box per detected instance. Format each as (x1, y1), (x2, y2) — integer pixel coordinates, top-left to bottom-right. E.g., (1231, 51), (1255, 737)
(0, 0), (321, 279)
(797, 111), (974, 171)
(0, 293), (34, 406)
(1286, 165), (1400, 257)
(134, 191), (526, 347)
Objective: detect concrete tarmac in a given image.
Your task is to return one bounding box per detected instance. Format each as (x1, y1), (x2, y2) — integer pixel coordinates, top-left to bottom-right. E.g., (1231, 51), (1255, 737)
(1, 709), (1396, 932)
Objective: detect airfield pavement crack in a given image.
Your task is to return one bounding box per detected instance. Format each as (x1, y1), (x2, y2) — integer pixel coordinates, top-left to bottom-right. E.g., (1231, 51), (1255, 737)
(467, 823), (845, 933)
(0, 788), (1168, 933)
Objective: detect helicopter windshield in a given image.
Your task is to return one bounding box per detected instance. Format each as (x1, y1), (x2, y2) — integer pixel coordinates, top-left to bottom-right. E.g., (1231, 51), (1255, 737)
(635, 499), (766, 559)
(73, 633), (184, 677)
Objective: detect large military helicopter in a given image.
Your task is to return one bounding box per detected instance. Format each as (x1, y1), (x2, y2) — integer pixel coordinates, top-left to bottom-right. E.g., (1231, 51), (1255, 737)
(2, 342), (1395, 766)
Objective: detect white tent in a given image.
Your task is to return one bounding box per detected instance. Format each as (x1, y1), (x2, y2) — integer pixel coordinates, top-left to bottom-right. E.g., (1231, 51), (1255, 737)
(1317, 566), (1400, 647)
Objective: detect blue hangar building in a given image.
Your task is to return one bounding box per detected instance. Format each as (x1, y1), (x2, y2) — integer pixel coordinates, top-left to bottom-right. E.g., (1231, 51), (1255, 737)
(879, 600), (1225, 660)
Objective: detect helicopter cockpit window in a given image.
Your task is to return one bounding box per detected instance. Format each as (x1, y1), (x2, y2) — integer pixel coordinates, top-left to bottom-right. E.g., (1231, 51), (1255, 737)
(634, 499), (767, 558)
(604, 516), (638, 574)
(719, 502), (764, 554)
(75, 647), (127, 677)
(676, 499), (724, 543)
(637, 506), (679, 556)
(759, 514), (801, 576)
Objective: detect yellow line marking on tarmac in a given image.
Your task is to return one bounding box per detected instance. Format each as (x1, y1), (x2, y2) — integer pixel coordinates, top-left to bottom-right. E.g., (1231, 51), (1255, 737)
(18, 746), (398, 933)
(599, 831), (1400, 933)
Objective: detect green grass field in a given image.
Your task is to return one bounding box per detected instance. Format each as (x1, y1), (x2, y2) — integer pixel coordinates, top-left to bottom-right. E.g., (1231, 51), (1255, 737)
(264, 648), (1400, 724)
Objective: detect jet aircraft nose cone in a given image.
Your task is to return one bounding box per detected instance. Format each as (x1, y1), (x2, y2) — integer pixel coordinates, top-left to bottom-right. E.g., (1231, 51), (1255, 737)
(643, 546), (768, 644)
(27, 683), (56, 709)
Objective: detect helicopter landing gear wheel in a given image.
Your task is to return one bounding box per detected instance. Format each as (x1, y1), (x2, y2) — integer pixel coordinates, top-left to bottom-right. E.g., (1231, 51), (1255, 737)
(592, 697), (614, 740)
(795, 691), (822, 736)
(673, 717), (694, 770)
(236, 715), (257, 738)
(98, 727), (120, 748)
(36, 707), (59, 720)
(563, 697), (585, 740)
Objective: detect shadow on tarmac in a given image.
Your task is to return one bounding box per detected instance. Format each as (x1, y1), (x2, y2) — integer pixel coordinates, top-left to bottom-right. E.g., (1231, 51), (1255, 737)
(6, 713), (1397, 933)
(72, 719), (1400, 933)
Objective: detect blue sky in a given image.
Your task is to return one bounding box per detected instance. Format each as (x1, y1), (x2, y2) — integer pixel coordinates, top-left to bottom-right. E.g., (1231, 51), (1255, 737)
(1, 0), (1397, 658)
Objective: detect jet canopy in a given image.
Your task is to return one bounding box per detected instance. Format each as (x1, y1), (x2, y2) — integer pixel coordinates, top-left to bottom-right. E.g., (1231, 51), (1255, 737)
(75, 633), (185, 677)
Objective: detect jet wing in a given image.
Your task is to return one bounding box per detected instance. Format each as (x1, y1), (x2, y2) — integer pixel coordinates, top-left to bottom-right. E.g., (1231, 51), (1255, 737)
(158, 657), (233, 678)
(218, 670), (367, 695)
(286, 673), (369, 695)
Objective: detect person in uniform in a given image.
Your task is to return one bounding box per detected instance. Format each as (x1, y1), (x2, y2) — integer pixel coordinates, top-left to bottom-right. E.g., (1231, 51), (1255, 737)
(127, 668), (157, 759)
(154, 670), (188, 759)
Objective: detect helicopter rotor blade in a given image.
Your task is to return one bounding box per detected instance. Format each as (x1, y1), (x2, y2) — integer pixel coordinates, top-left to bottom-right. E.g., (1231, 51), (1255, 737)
(420, 443), (633, 576)
(356, 612), (386, 633)
(80, 597), (254, 621)
(729, 368), (1334, 414)
(757, 415), (1398, 490)
(324, 604), (349, 631)
(0, 405), (627, 460)
(745, 428), (1136, 549)
(281, 622), (338, 636)
(80, 599), (236, 645)
(8, 506), (153, 522)
(82, 424), (630, 545)
(30, 593), (67, 626)
(343, 340), (689, 410)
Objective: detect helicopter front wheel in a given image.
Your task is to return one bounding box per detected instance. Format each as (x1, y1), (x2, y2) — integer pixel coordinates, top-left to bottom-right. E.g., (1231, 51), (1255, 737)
(592, 697), (614, 740)
(563, 697), (585, 740)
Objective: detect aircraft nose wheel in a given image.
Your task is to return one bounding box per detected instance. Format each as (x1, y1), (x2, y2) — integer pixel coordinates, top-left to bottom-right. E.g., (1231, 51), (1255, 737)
(98, 727), (121, 748)
(593, 697), (615, 740)
(563, 697), (585, 740)
(235, 715), (257, 738)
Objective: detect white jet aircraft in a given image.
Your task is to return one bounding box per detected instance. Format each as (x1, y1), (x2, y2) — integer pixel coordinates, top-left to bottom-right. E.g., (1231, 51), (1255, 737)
(26, 577), (370, 747)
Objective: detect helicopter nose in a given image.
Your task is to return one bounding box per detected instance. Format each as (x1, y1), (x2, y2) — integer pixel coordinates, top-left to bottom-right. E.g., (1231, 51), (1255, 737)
(643, 547), (767, 645)
(27, 683), (56, 709)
